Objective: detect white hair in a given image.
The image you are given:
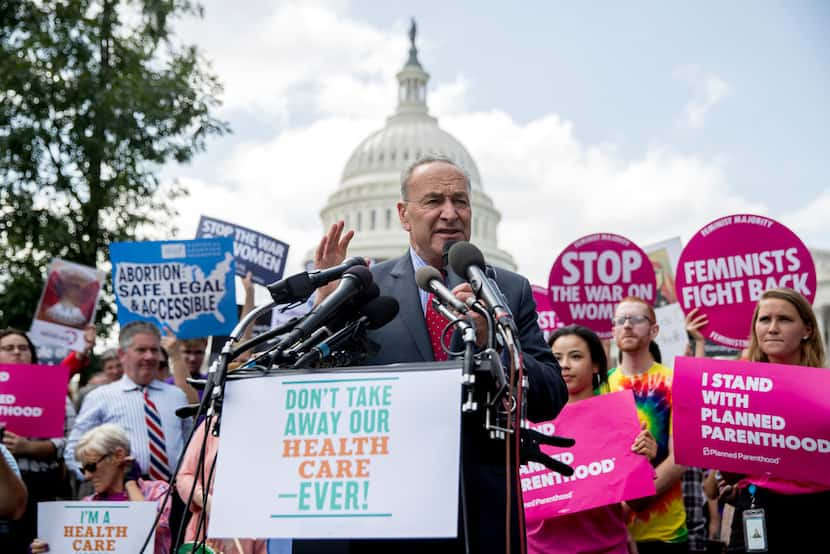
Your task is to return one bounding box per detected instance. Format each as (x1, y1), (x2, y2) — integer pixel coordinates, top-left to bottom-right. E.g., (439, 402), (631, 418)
(75, 423), (131, 460)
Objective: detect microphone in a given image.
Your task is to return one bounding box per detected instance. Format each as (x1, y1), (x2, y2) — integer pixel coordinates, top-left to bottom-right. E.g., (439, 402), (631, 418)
(176, 404), (200, 419)
(293, 296), (399, 368)
(274, 265), (374, 352)
(442, 239), (464, 289)
(448, 241), (515, 326)
(415, 266), (468, 314)
(283, 282), (381, 357)
(267, 256), (366, 304)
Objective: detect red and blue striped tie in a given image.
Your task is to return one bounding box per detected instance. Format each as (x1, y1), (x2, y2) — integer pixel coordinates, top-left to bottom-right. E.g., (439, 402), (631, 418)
(143, 387), (171, 481)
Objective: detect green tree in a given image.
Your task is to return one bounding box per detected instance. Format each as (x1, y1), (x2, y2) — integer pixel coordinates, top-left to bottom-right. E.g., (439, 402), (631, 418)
(0, 0), (228, 330)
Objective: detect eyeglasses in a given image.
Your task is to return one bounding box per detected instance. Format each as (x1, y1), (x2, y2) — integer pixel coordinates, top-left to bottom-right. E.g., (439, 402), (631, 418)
(0, 344), (31, 353)
(611, 315), (652, 327)
(80, 453), (110, 474)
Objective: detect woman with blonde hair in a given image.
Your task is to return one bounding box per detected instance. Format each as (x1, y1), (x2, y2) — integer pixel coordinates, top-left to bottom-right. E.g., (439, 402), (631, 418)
(721, 288), (828, 552)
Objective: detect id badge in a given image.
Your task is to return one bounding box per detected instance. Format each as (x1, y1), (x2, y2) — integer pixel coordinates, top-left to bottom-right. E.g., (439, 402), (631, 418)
(742, 508), (768, 552)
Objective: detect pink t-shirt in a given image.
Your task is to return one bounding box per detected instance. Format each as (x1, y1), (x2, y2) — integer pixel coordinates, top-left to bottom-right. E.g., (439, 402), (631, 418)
(527, 504), (629, 554)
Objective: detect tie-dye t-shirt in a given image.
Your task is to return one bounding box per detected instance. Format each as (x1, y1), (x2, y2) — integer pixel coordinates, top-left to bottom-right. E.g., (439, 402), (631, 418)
(606, 363), (688, 544)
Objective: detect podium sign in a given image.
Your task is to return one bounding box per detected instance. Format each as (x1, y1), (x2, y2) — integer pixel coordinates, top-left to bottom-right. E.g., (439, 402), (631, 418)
(209, 366), (462, 539)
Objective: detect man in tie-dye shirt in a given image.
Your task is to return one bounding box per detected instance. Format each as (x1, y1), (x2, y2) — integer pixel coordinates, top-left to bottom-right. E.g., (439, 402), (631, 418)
(606, 296), (689, 553)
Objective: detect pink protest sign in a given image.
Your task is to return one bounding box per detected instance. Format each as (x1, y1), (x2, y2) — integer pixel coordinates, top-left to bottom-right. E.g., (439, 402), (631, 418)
(522, 391), (655, 522)
(531, 284), (562, 340)
(673, 356), (830, 485)
(0, 363), (68, 437)
(674, 214), (816, 349)
(547, 234), (656, 338)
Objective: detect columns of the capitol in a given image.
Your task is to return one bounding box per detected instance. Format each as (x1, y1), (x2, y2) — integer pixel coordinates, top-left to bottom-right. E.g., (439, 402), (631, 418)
(318, 179), (515, 270)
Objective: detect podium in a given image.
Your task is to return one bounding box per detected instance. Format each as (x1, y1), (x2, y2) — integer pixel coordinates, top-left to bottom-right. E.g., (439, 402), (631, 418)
(206, 363), (462, 540)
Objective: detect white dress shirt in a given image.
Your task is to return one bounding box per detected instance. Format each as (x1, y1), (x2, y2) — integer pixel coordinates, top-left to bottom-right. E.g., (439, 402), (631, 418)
(65, 374), (191, 478)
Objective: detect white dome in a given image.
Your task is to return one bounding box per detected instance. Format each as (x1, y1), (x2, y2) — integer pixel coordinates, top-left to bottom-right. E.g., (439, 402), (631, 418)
(341, 113), (483, 189)
(313, 20), (515, 271)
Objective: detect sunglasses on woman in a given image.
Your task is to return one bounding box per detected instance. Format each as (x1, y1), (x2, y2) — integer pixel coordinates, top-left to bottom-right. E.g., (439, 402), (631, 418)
(81, 453), (110, 474)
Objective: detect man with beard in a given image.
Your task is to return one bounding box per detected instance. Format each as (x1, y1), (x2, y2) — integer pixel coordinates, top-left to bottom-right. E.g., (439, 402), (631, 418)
(606, 297), (689, 553)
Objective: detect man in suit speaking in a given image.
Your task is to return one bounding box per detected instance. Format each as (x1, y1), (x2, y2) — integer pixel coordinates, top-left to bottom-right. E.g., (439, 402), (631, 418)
(312, 155), (568, 553)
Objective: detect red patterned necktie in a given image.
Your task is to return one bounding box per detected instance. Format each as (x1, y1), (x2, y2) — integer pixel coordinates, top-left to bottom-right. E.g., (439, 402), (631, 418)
(426, 293), (451, 361)
(143, 387), (171, 481)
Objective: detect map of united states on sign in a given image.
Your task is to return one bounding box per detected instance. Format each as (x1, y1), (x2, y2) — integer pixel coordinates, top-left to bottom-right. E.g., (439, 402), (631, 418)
(115, 253), (233, 332)
(110, 239), (237, 338)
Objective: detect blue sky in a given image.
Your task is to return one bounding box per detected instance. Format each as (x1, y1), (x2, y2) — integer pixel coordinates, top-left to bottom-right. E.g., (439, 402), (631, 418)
(355, 0), (830, 211)
(167, 0), (830, 286)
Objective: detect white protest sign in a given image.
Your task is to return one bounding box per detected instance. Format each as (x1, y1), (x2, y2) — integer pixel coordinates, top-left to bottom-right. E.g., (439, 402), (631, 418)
(38, 501), (157, 553)
(210, 368), (462, 539)
(30, 258), (105, 351)
(645, 237), (687, 368)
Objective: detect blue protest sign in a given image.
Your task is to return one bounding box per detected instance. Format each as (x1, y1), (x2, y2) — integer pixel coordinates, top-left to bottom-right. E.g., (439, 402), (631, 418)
(196, 215), (289, 286)
(110, 238), (237, 339)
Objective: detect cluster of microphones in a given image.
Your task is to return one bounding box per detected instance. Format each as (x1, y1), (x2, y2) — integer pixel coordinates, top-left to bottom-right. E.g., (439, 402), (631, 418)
(249, 258), (396, 369)
(179, 241), (575, 476)
(243, 240), (514, 371)
(180, 241), (512, 411)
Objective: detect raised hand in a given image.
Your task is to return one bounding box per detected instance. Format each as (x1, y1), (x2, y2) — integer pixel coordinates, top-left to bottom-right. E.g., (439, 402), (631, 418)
(315, 221), (355, 270)
(314, 221), (355, 303)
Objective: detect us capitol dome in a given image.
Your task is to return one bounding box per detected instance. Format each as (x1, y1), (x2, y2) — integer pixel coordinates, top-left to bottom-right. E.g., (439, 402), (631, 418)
(316, 20), (516, 270)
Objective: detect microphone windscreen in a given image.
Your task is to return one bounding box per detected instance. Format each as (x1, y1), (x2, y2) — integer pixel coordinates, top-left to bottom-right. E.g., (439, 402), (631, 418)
(344, 256), (368, 269)
(361, 296), (400, 329)
(442, 239), (459, 268)
(175, 404), (200, 419)
(415, 266), (443, 292)
(343, 265), (373, 289)
(448, 241), (486, 277)
(357, 282), (380, 303)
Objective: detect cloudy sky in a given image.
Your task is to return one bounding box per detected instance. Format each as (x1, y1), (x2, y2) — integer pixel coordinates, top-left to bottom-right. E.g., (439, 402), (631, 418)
(162, 0), (830, 289)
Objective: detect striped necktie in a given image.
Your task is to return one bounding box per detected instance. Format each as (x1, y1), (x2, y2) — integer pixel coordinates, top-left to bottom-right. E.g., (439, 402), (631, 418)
(143, 387), (171, 481)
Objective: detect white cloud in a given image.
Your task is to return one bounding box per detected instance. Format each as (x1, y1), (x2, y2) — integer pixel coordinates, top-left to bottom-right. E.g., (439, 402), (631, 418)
(175, 0), (405, 121)
(166, 1), (824, 295)
(169, 115), (379, 273)
(780, 187), (830, 248)
(674, 65), (733, 129)
(442, 112), (764, 284)
(430, 75), (470, 117)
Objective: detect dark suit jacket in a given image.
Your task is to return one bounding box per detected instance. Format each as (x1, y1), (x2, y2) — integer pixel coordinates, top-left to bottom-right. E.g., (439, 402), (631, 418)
(294, 253), (566, 554)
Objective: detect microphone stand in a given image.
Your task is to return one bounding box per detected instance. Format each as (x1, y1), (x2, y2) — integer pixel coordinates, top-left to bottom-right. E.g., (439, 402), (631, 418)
(203, 300), (277, 436)
(431, 298), (478, 413)
(141, 301), (276, 553)
(444, 300), (574, 554)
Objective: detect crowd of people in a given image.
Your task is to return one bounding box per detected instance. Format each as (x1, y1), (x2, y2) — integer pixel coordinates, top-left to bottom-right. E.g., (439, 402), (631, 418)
(0, 156), (826, 553)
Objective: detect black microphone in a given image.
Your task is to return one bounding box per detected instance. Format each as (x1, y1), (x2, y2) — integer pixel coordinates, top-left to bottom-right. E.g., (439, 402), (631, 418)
(415, 266), (468, 313)
(267, 256), (366, 304)
(442, 239), (464, 289)
(175, 403), (200, 419)
(274, 265), (373, 352)
(293, 296), (399, 367)
(448, 241), (515, 325)
(284, 282), (381, 357)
